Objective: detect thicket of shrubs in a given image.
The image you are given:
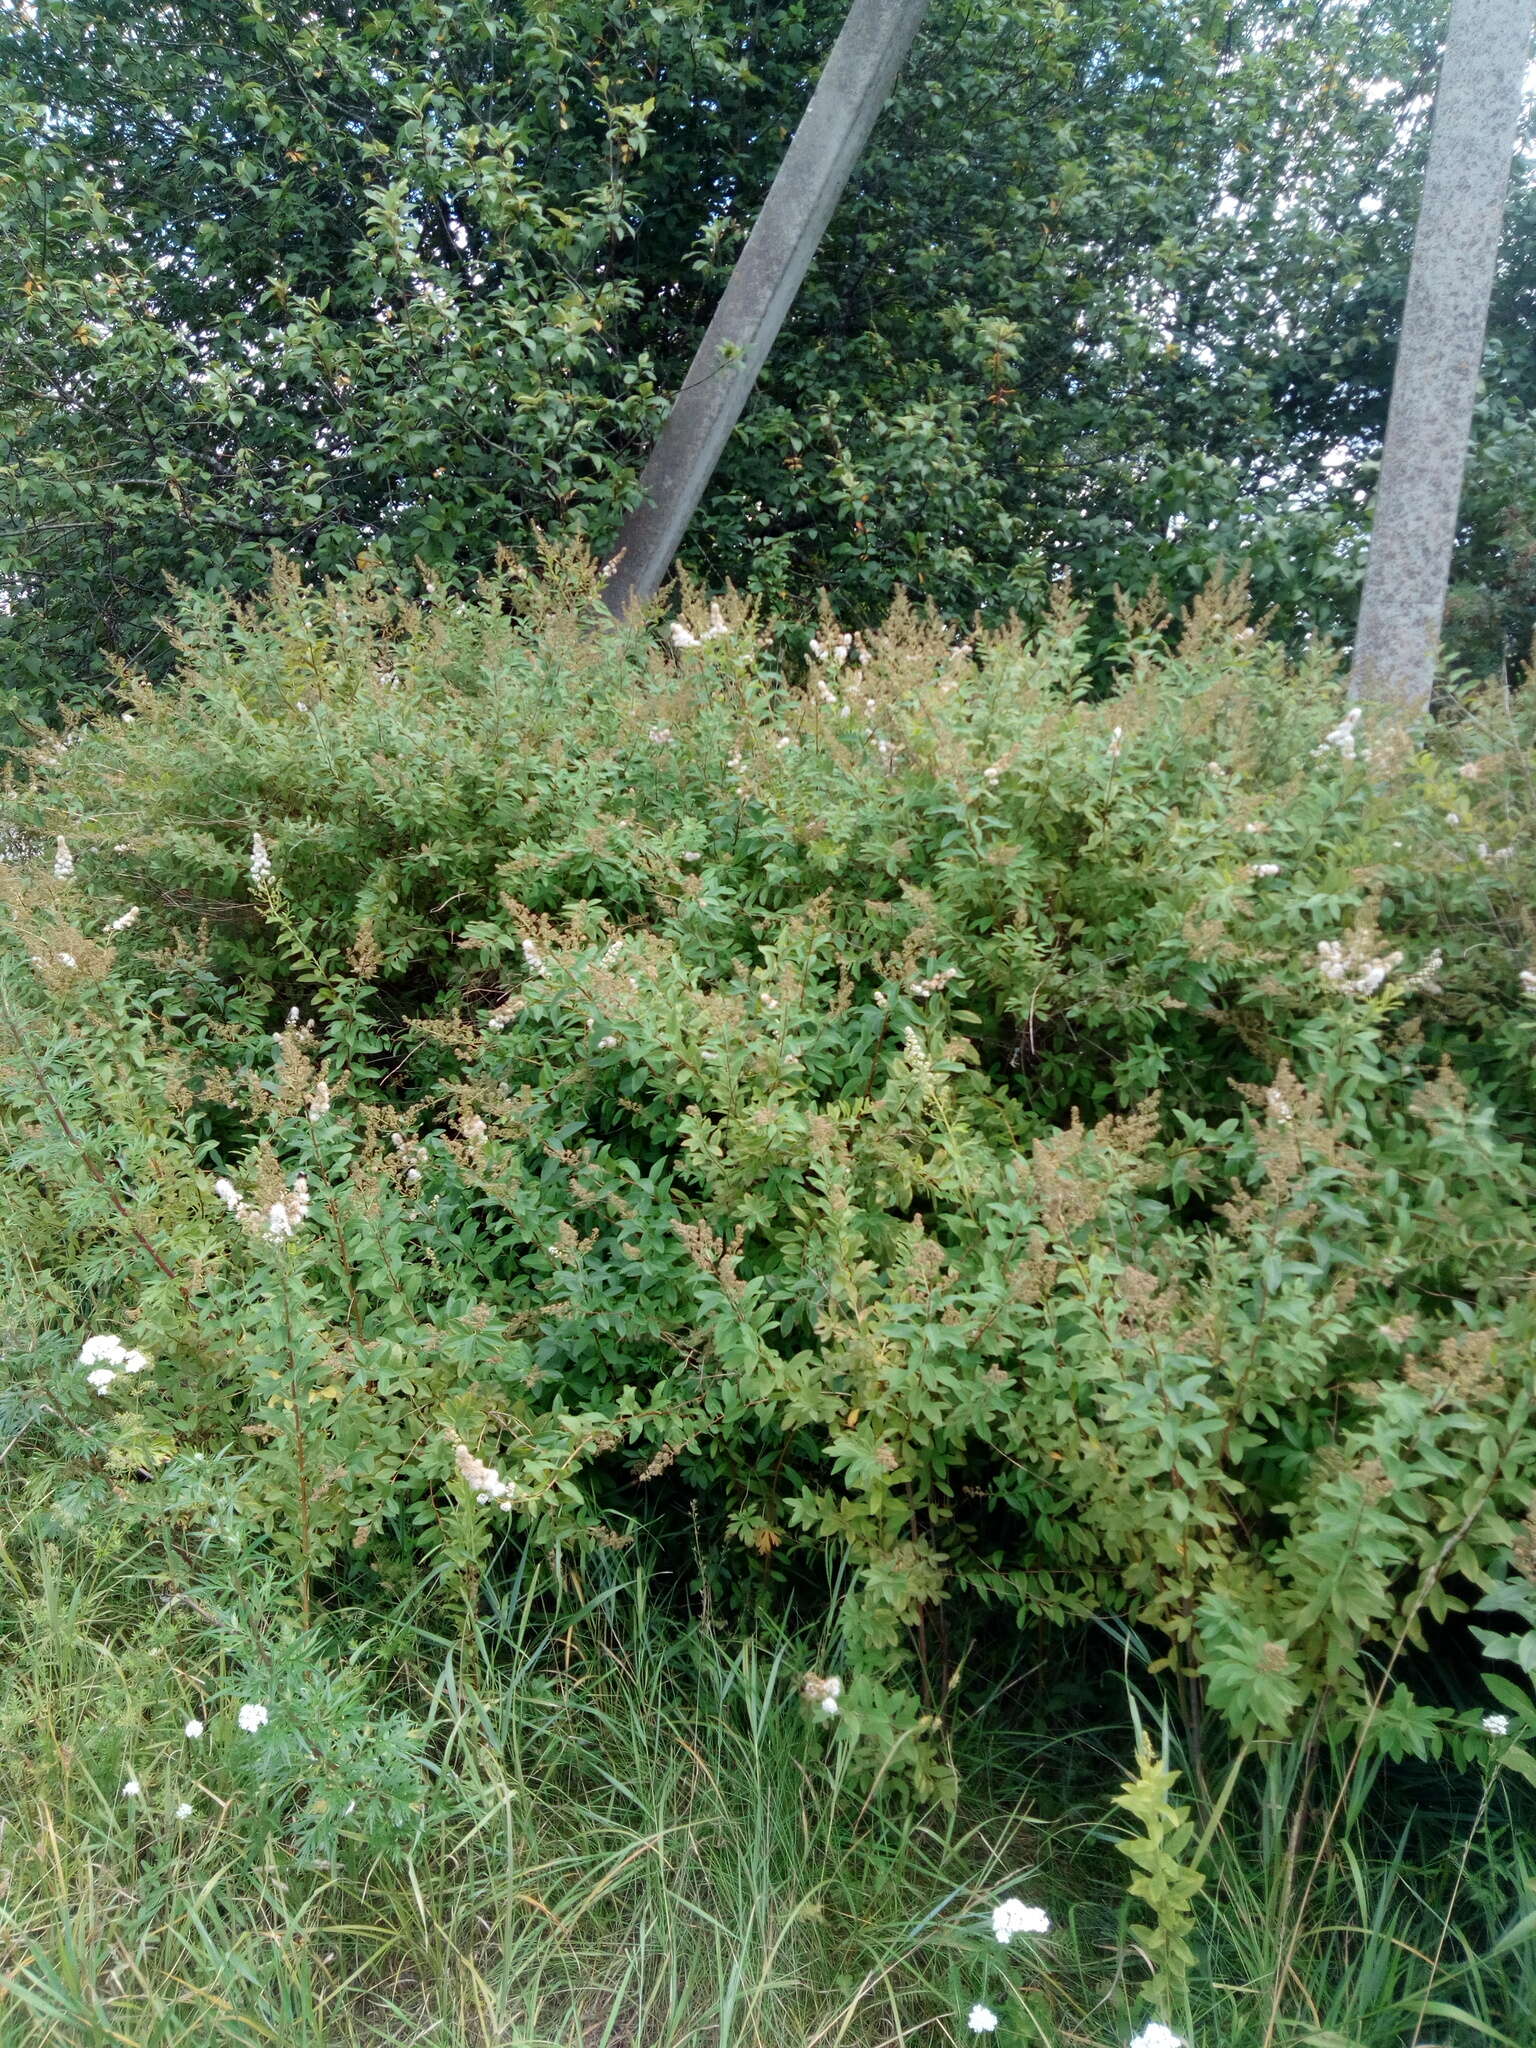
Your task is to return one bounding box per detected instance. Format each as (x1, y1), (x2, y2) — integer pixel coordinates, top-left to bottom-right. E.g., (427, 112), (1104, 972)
(5, 555), (1536, 1782)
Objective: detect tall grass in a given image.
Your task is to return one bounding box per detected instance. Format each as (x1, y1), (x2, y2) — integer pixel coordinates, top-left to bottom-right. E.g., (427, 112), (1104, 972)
(0, 1517), (1530, 2047)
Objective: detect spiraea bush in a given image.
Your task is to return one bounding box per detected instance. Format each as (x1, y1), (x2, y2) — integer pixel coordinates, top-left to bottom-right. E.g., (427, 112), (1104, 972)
(5, 554), (1536, 1778)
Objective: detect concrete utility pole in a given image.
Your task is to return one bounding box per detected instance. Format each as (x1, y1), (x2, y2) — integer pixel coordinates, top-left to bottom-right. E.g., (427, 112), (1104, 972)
(600, 0), (932, 622)
(1349, 0), (1534, 713)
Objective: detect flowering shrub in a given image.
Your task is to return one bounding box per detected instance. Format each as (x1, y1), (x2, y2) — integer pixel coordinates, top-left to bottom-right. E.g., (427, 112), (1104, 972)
(5, 559), (1536, 1768)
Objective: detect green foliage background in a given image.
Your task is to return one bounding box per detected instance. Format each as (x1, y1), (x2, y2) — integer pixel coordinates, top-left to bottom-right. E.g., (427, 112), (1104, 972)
(5, 0), (1533, 701)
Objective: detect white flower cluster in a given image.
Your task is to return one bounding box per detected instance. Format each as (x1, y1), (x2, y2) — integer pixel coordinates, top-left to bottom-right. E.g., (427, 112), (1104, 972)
(809, 630), (867, 667)
(1315, 704), (1367, 761)
(53, 836), (75, 879)
(901, 1026), (933, 1076)
(237, 1701), (269, 1732)
(647, 725), (674, 745)
(967, 2005), (998, 2034)
(80, 1331), (153, 1393)
(521, 936), (546, 976)
(1316, 935), (1403, 998)
(801, 1672), (842, 1717)
(1128, 2025), (1186, 2048)
(249, 832), (273, 885)
(991, 1897), (1050, 1941)
(306, 1078), (330, 1123)
(1477, 841), (1514, 865)
(910, 967), (958, 1000)
(265, 1177), (310, 1239)
(1247, 862), (1282, 879)
(452, 1438), (517, 1510)
(1483, 1712), (1511, 1737)
(1108, 724), (1123, 760)
(213, 1172), (311, 1241)
(668, 601), (730, 649)
(389, 1130), (428, 1184)
(107, 906), (140, 932)
(1521, 970), (1536, 999)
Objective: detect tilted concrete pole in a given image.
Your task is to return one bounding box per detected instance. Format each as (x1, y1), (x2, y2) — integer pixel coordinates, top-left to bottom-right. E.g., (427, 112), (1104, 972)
(601, 0), (932, 622)
(1349, 0), (1534, 713)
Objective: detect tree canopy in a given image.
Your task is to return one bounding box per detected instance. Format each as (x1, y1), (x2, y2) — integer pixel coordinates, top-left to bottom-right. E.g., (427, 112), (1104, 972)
(2, 0), (1531, 702)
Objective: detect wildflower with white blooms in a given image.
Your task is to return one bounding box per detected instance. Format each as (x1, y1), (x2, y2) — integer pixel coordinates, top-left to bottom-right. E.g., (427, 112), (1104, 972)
(668, 621), (700, 648)
(306, 1078), (330, 1123)
(1128, 2025), (1186, 2048)
(801, 1673), (842, 1716)
(107, 906), (140, 931)
(264, 1175), (310, 1240)
(1315, 704), (1367, 760)
(213, 1172), (310, 1241)
(991, 1897), (1050, 1941)
(237, 1702), (269, 1733)
(1317, 934), (1403, 998)
(521, 936), (546, 975)
(966, 2005), (999, 2034)
(1483, 1712), (1511, 1737)
(910, 967), (959, 1000)
(122, 1779), (141, 1798)
(184, 1718), (204, 1740)
(1248, 862), (1282, 878)
(452, 1438), (516, 1508)
(53, 836), (74, 879)
(1521, 970), (1536, 998)
(810, 632), (859, 667)
(175, 1801), (194, 1820)
(79, 1333), (152, 1377)
(249, 832), (273, 884)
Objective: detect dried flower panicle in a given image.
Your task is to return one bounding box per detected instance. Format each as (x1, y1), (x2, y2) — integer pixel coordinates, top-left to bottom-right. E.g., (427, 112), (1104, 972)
(1404, 1327), (1502, 1407)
